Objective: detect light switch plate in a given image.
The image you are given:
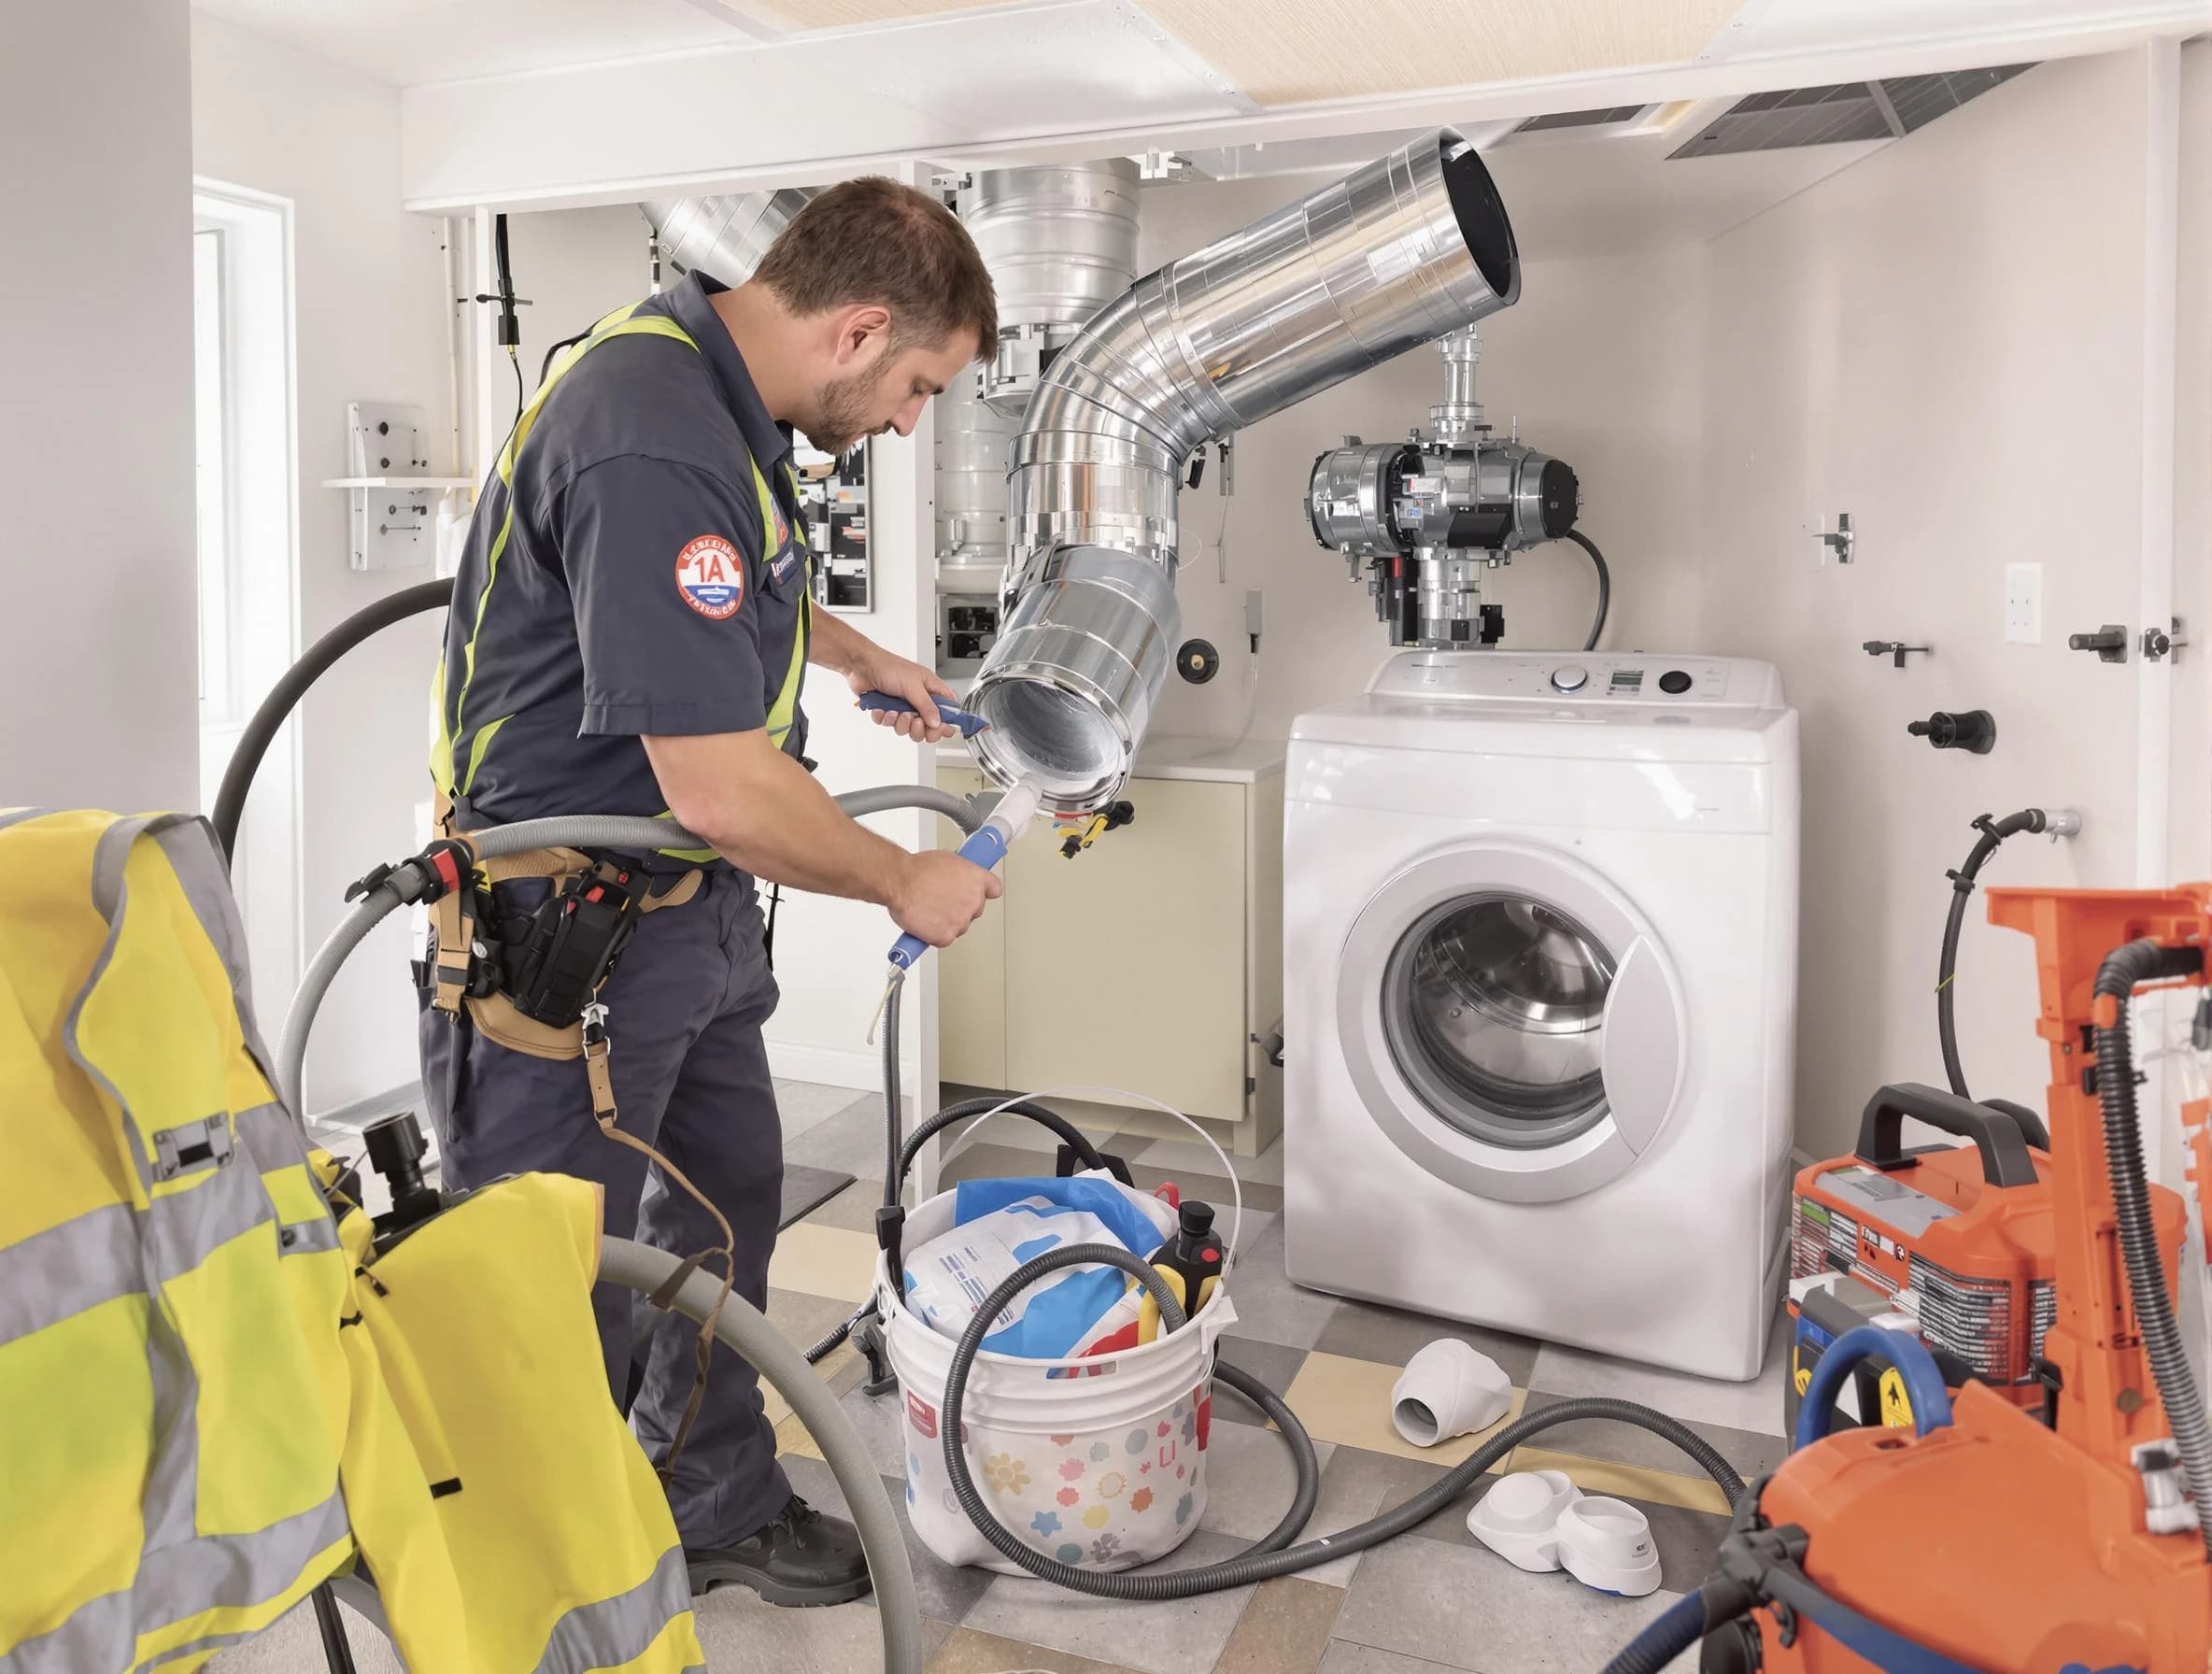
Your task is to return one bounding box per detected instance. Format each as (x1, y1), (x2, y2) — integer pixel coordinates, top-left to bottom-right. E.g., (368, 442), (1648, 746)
(2005, 562), (2042, 645)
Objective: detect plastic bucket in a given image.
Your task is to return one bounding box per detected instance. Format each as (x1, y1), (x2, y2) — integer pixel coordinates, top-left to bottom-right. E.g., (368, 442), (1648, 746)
(879, 1180), (1238, 1575)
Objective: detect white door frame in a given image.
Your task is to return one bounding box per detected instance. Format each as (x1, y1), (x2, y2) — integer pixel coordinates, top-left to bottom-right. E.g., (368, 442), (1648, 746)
(192, 177), (303, 1016)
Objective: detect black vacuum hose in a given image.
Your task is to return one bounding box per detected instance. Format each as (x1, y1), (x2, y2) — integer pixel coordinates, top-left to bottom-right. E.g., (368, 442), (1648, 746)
(211, 579), (452, 865)
(935, 1241), (1748, 1599)
(2093, 938), (2212, 1560)
(1563, 529), (1609, 652)
(1938, 810), (2048, 1109)
(1596, 1589), (1709, 1674)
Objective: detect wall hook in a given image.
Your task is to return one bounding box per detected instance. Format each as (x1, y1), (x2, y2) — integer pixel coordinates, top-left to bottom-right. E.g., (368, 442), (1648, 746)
(2142, 617), (2188, 663)
(2067, 625), (2128, 663)
(1863, 640), (1930, 669)
(1817, 512), (1854, 564)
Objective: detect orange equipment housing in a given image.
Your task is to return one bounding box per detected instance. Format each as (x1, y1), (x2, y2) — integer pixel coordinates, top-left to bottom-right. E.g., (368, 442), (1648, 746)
(1788, 1085), (2061, 1417)
(1749, 885), (2212, 1674)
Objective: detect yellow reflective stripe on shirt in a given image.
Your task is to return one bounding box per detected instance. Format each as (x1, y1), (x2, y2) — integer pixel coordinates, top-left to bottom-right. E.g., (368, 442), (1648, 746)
(762, 460), (811, 750)
(444, 308), (702, 795)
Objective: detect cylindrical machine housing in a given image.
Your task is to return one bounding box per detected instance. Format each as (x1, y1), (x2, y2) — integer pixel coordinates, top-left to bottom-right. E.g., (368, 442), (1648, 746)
(641, 190), (815, 286)
(972, 129), (1521, 807)
(935, 370), (1019, 590)
(935, 163), (1141, 607)
(969, 546), (1179, 813)
(961, 163), (1141, 417)
(1308, 441), (1416, 556)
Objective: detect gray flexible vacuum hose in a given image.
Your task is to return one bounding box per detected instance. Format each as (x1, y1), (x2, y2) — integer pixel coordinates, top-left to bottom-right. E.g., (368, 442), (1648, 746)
(2093, 939), (2212, 1559)
(935, 1243), (1747, 1599)
(276, 794), (984, 1121)
(600, 1236), (923, 1674)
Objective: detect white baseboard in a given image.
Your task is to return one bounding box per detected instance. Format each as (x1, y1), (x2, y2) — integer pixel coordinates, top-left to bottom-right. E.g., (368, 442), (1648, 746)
(766, 1038), (921, 1093)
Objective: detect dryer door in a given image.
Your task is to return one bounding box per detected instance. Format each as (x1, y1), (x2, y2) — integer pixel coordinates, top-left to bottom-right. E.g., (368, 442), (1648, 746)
(1334, 840), (1688, 1204)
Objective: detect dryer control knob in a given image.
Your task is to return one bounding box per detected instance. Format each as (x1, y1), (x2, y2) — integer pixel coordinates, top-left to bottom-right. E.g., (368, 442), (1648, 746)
(1550, 664), (1591, 693)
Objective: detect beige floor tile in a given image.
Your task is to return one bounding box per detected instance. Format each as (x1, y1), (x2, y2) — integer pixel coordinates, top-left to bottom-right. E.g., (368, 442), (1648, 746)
(1213, 1576), (1345, 1674)
(1500, 1445), (1732, 1517)
(768, 1222), (883, 1303)
(927, 1625), (1141, 1673)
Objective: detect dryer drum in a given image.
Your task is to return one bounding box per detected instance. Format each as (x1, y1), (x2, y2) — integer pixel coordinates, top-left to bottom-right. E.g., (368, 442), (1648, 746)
(1383, 894), (1615, 1148)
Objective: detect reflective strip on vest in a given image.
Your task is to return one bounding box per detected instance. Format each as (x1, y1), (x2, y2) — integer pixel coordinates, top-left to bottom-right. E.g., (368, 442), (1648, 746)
(432, 302), (813, 860)
(0, 810), (356, 1671)
(529, 1544), (696, 1674)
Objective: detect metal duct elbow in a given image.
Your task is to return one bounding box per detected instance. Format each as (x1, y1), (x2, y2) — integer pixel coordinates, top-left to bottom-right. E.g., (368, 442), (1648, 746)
(969, 128), (1521, 812)
(642, 190), (816, 286)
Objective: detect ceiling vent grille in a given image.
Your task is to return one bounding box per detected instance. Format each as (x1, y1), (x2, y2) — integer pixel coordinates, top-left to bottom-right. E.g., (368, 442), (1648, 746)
(1669, 64), (2032, 158)
(1514, 105), (1652, 134)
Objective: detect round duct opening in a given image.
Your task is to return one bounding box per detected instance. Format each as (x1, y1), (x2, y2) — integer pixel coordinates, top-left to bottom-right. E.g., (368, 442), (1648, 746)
(966, 546), (1178, 814)
(1439, 136), (1519, 307)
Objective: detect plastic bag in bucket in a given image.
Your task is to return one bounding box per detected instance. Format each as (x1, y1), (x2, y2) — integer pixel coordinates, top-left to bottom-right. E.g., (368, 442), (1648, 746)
(879, 1175), (1238, 1575)
(902, 1175), (1172, 1359)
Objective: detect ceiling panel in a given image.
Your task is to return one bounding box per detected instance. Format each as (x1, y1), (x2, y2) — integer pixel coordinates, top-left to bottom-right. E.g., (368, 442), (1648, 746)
(741, 0), (1032, 26)
(1132, 0), (1741, 106)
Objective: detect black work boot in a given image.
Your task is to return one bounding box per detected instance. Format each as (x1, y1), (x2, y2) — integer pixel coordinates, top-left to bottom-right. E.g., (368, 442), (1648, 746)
(687, 1495), (872, 1608)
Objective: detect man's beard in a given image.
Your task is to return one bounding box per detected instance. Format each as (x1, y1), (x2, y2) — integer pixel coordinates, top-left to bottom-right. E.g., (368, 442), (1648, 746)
(805, 360), (889, 457)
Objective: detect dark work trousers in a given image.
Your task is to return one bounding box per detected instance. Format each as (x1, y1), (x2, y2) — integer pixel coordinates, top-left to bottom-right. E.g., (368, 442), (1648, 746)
(418, 866), (792, 1550)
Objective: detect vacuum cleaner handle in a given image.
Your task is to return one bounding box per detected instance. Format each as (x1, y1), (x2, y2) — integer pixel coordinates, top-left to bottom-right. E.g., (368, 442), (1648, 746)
(1855, 1082), (2041, 1189)
(858, 690), (991, 739)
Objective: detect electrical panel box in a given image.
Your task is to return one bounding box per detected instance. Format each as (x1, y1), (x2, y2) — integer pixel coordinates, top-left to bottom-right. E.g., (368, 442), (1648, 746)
(801, 439), (872, 613)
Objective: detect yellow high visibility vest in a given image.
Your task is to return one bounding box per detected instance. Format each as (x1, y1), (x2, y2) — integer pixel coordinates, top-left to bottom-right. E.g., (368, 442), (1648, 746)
(432, 300), (813, 865)
(0, 810), (703, 1673)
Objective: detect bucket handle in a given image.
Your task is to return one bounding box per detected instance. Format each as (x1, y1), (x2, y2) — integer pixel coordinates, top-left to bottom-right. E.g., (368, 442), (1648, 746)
(937, 1084), (1244, 1263)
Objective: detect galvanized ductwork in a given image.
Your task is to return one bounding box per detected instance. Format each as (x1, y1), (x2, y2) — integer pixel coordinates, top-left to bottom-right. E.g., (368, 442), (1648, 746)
(937, 163), (1141, 674)
(968, 128), (1523, 812)
(641, 190), (815, 285)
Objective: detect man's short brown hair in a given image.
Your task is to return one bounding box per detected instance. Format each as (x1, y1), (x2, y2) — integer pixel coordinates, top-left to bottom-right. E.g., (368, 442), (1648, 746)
(754, 177), (997, 362)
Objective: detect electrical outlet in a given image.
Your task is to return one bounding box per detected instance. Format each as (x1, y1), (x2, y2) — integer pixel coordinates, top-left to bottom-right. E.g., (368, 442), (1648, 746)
(2005, 563), (2042, 645)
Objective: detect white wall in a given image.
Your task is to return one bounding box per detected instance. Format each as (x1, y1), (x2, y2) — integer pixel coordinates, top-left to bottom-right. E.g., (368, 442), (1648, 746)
(1692, 49), (2178, 1161)
(504, 206), (657, 422)
(192, 11), (452, 1113)
(1, 3), (199, 812)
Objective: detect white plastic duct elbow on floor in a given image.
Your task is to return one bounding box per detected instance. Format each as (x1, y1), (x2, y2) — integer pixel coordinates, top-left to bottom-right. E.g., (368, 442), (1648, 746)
(1391, 1338), (1513, 1448)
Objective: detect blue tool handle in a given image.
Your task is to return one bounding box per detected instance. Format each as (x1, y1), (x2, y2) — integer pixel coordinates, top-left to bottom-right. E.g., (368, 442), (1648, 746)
(858, 690), (990, 739)
(888, 821), (1012, 971)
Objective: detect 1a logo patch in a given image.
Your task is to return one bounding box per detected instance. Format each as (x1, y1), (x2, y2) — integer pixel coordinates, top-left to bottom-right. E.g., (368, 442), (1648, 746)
(674, 534), (744, 619)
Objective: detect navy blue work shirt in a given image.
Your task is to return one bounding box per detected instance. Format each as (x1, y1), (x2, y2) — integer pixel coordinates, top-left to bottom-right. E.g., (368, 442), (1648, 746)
(432, 272), (811, 858)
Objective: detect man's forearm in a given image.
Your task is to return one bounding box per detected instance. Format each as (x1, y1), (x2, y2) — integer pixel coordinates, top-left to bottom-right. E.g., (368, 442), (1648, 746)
(804, 606), (872, 678)
(644, 731), (908, 904)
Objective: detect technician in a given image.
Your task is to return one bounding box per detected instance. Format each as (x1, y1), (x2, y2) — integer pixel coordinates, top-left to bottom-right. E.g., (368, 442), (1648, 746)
(420, 179), (1001, 1607)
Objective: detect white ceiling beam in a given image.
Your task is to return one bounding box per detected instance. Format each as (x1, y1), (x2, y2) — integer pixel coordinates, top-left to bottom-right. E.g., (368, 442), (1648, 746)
(400, 1), (2211, 212)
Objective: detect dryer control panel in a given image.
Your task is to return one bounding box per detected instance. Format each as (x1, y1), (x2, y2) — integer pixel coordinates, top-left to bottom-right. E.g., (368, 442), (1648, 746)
(1367, 651), (1785, 708)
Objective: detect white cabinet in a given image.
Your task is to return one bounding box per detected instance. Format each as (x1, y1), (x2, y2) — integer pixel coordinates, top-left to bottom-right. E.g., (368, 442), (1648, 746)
(935, 741), (1284, 1154)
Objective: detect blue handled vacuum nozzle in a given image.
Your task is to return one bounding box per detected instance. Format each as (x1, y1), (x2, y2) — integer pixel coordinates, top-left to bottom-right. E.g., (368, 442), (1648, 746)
(858, 690), (991, 740)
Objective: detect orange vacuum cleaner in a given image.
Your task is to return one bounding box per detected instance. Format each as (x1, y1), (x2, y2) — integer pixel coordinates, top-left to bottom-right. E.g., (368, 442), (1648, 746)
(1607, 885), (2212, 1674)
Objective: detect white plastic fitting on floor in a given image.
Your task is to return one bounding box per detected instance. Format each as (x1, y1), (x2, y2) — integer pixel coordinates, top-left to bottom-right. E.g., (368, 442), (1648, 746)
(1390, 1338), (1512, 1447)
(1466, 1469), (1661, 1597)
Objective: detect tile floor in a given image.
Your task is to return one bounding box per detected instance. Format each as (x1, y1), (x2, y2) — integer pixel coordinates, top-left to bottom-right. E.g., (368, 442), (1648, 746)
(237, 1082), (1790, 1674)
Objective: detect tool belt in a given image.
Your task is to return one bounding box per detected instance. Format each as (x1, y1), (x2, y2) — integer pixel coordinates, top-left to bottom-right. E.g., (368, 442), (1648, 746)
(413, 798), (729, 1478)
